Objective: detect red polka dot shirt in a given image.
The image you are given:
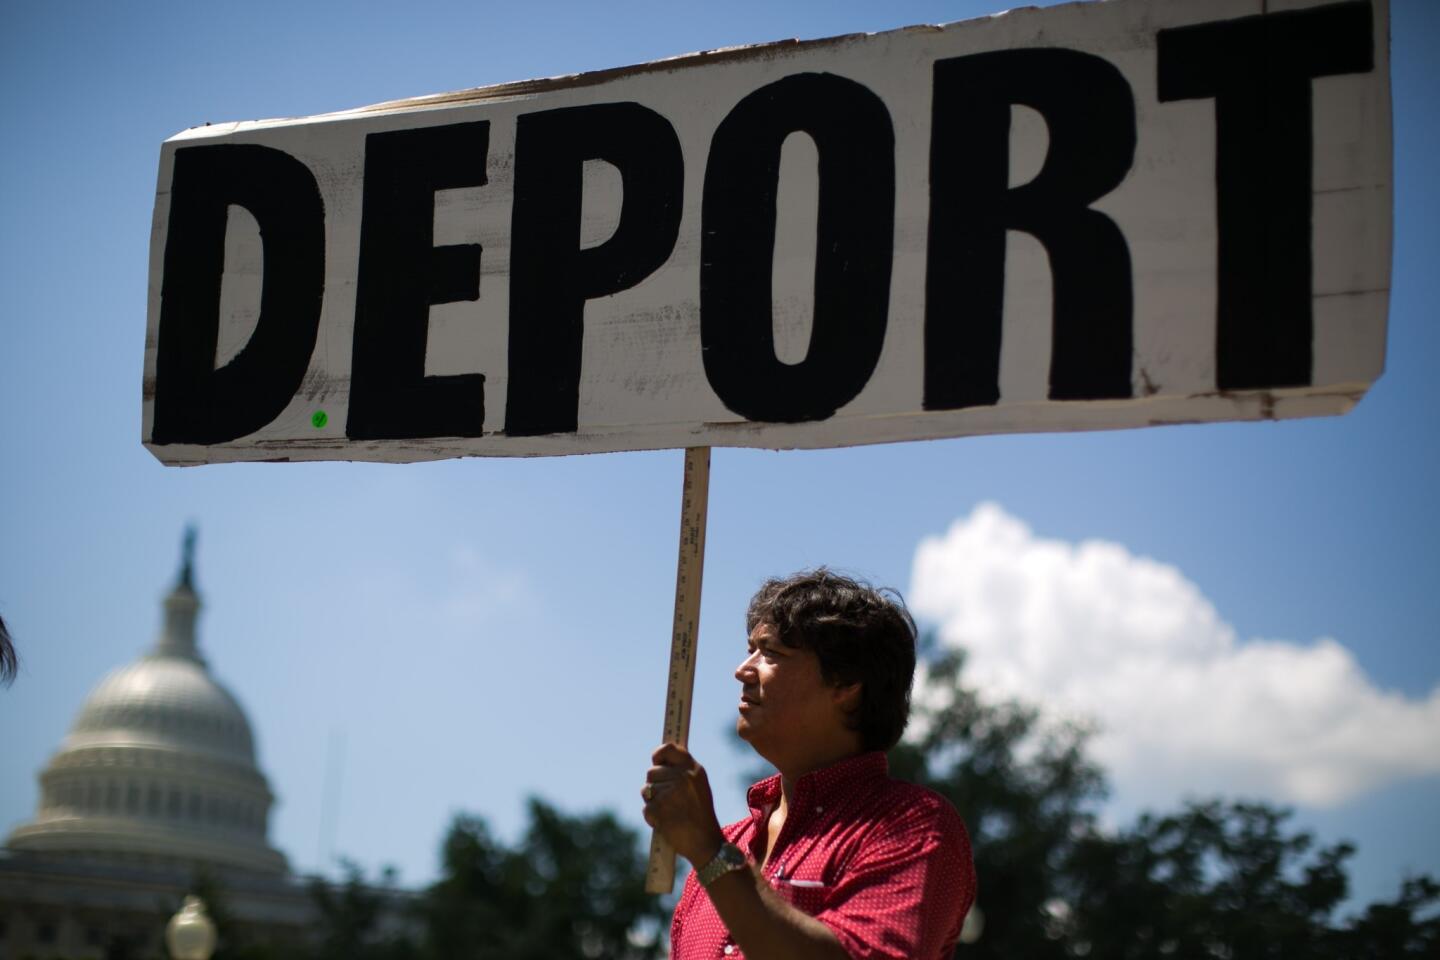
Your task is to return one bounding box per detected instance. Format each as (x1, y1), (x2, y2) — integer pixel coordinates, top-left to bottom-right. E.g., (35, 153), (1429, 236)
(670, 752), (976, 959)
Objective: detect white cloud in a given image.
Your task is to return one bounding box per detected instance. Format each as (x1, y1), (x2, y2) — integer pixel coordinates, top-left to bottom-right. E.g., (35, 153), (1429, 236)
(909, 503), (1440, 809)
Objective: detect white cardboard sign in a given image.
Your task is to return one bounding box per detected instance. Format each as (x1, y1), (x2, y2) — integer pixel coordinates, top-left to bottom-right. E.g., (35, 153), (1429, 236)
(142, 0), (1391, 465)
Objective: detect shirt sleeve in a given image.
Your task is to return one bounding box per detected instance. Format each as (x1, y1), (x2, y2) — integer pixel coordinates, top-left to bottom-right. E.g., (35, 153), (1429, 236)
(813, 795), (976, 960)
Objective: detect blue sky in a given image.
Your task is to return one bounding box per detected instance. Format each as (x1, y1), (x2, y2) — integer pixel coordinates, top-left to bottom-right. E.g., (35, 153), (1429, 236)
(2, 0), (1437, 916)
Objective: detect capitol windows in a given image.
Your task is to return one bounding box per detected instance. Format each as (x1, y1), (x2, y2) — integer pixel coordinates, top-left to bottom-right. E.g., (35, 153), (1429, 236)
(87, 782), (100, 811)
(127, 782), (141, 813)
(207, 795), (219, 824)
(106, 782), (120, 812)
(168, 788), (182, 818)
(189, 791), (202, 821)
(148, 784), (162, 816)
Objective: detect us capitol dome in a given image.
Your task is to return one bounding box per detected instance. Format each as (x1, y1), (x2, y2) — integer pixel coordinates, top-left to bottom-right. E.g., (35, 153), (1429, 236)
(0, 532), (309, 958)
(7, 531), (286, 875)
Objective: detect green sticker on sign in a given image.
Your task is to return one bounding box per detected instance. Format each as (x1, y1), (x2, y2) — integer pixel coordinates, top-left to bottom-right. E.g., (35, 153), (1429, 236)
(311, 410), (329, 429)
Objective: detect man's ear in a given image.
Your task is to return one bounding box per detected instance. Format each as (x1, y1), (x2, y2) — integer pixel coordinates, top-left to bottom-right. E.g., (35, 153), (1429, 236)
(833, 680), (862, 714)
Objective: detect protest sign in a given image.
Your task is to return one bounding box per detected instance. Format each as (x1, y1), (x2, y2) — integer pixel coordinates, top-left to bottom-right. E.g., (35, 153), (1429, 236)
(143, 0), (1391, 466)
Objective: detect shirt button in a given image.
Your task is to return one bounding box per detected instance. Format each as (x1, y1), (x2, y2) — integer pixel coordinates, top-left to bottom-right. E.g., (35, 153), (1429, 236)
(816, 805), (824, 813)
(723, 945), (735, 955)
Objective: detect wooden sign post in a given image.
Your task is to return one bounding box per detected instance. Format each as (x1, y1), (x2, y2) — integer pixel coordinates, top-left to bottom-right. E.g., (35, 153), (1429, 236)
(646, 447), (711, 893)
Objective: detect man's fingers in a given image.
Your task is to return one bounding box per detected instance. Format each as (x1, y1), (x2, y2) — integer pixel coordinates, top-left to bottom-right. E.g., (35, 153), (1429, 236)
(651, 742), (697, 767)
(640, 770), (685, 808)
(646, 764), (690, 785)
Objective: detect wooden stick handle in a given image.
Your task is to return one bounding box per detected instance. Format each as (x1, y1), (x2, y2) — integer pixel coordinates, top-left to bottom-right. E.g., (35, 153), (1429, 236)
(645, 447), (711, 894)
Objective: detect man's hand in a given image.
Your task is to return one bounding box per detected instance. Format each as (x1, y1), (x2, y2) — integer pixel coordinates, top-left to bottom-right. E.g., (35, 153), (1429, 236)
(642, 743), (727, 868)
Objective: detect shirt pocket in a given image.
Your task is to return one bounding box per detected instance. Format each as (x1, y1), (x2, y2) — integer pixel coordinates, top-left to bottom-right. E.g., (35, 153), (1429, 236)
(770, 878), (832, 916)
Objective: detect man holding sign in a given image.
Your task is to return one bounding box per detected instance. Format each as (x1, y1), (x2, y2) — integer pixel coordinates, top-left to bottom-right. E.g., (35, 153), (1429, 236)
(133, 0), (1389, 947)
(643, 570), (975, 959)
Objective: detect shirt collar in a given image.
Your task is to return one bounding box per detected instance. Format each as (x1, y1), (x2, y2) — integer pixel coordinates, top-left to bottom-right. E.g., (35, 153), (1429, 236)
(746, 751), (889, 815)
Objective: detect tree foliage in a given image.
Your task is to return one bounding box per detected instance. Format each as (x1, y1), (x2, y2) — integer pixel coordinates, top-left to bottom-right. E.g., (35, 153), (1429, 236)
(306, 861), (416, 960)
(420, 799), (666, 960)
(899, 650), (1440, 958)
(201, 799), (663, 960)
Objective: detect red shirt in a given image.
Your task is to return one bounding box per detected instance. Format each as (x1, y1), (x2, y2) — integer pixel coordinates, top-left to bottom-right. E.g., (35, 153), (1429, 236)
(670, 752), (976, 960)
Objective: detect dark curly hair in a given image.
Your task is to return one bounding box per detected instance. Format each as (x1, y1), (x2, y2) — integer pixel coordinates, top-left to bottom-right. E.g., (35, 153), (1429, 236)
(745, 569), (917, 752)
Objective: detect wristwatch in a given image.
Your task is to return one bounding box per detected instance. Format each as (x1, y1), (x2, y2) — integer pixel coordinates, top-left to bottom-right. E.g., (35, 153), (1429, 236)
(696, 842), (748, 888)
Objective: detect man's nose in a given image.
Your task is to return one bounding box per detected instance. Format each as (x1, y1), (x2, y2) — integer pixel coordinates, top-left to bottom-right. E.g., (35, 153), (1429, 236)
(735, 651), (759, 681)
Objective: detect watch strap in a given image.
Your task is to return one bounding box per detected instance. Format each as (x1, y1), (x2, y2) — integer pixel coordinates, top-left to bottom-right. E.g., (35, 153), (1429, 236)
(697, 842), (748, 888)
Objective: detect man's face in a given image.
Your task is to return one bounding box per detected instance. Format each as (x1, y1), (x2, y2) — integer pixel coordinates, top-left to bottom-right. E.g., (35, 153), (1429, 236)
(734, 621), (851, 763)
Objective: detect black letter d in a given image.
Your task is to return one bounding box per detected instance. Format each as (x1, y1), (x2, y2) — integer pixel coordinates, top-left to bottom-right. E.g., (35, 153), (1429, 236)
(152, 144), (325, 445)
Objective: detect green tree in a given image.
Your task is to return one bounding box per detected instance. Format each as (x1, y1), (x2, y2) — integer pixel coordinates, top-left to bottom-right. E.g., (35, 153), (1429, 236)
(1337, 875), (1440, 957)
(891, 649), (1440, 957)
(884, 650), (1104, 957)
(307, 861), (418, 960)
(1062, 801), (1355, 958)
(511, 799), (668, 958)
(422, 814), (517, 959)
(420, 799), (667, 960)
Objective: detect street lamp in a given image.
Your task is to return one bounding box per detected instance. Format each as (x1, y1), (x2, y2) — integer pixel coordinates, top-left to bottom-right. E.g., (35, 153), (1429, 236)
(166, 895), (217, 960)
